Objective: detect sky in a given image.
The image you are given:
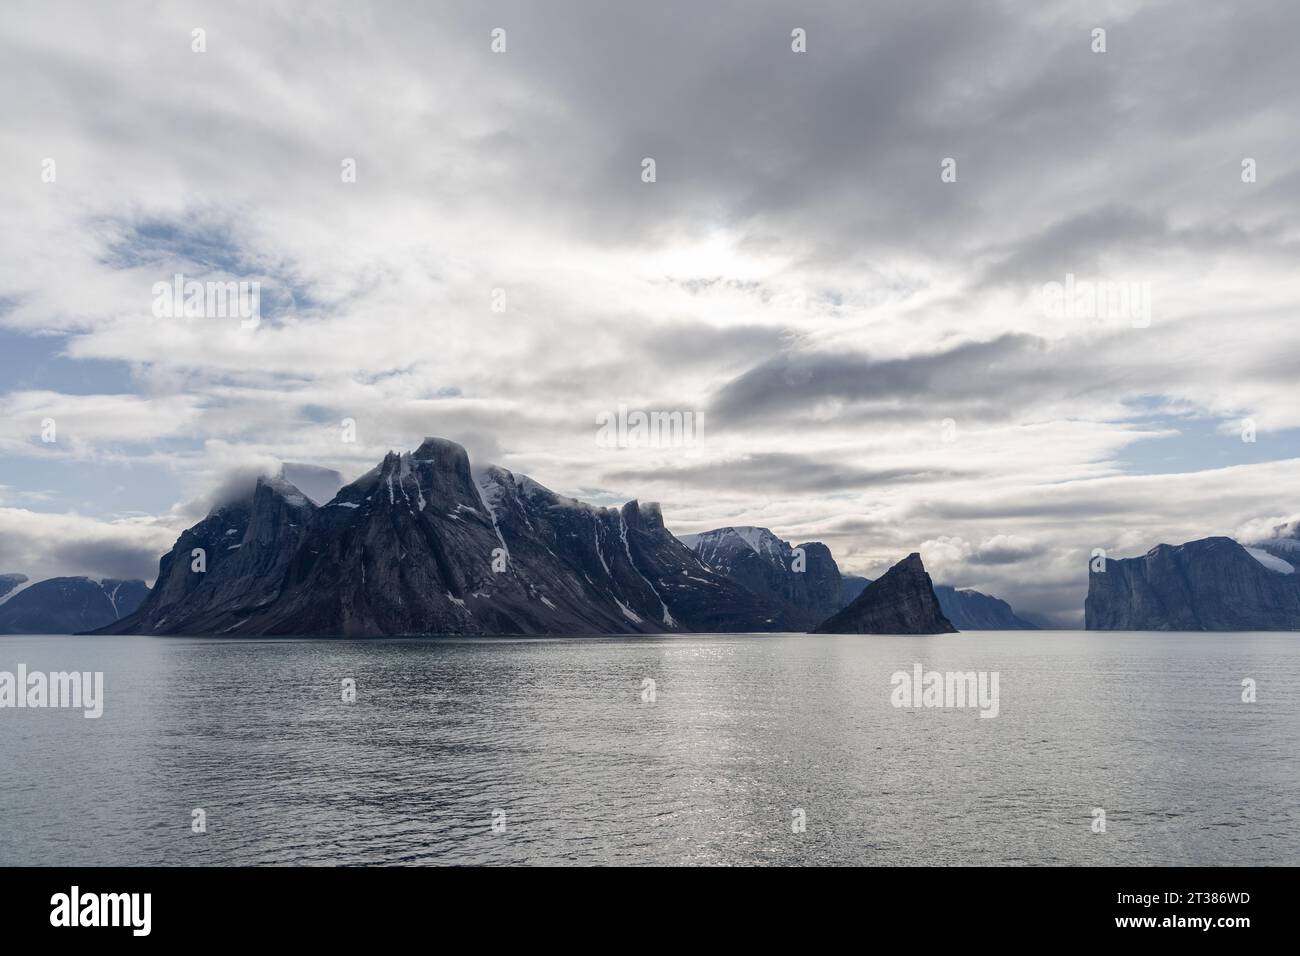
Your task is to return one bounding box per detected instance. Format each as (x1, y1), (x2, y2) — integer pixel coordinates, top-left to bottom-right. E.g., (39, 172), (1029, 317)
(1, 0), (1299, 626)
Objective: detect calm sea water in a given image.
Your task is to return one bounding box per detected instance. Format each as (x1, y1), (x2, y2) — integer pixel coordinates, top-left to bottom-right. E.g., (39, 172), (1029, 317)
(0, 632), (1296, 866)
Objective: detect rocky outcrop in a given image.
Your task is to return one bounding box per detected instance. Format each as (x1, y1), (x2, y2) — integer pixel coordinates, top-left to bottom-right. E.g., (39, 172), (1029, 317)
(1085, 536), (1300, 630)
(813, 553), (956, 634)
(836, 574), (1034, 629)
(680, 526), (842, 628)
(0, 576), (148, 634)
(934, 585), (1037, 629)
(102, 438), (799, 637)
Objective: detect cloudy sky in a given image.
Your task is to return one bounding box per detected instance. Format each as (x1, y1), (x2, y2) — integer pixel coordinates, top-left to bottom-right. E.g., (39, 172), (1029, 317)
(2, 0), (1299, 625)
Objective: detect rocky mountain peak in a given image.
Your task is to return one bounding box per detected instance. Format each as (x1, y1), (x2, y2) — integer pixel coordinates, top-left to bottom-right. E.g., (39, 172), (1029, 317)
(896, 552), (925, 572)
(621, 499), (665, 531)
(680, 523), (844, 629)
(413, 436), (472, 468)
(813, 552), (955, 634)
(683, 526), (788, 564)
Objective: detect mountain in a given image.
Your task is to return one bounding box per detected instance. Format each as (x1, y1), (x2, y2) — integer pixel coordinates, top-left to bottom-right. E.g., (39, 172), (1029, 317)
(837, 574), (1034, 629)
(98, 472), (318, 636)
(1085, 536), (1300, 630)
(680, 526), (842, 628)
(934, 585), (1037, 629)
(673, 527), (1039, 630)
(0, 576), (148, 634)
(813, 553), (956, 634)
(88, 440), (1038, 638)
(102, 438), (800, 637)
(839, 574), (870, 608)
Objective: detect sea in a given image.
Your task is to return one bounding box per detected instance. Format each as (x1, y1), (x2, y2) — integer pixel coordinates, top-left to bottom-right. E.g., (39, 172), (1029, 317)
(1, 631), (1296, 866)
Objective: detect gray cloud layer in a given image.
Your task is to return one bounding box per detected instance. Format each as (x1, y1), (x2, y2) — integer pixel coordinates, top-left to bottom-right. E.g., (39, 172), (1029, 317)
(1, 1), (1299, 624)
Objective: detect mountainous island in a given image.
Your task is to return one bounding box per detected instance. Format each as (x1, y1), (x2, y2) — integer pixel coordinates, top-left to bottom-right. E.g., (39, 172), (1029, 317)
(11, 436), (1007, 637)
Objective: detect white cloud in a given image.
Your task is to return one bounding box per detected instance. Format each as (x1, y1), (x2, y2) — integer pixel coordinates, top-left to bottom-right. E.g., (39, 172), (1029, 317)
(1, 0), (1298, 624)
(0, 507), (180, 584)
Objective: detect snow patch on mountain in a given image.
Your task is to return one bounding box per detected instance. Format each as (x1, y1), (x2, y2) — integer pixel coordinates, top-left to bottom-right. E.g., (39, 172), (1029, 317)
(685, 526), (788, 569)
(614, 598), (644, 624)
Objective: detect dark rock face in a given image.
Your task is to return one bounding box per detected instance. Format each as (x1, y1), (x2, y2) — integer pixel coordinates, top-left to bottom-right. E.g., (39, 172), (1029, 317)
(101, 474), (317, 635)
(837, 574), (1035, 629)
(603, 504), (800, 633)
(104, 438), (798, 637)
(813, 553), (956, 634)
(681, 527), (842, 628)
(934, 585), (1037, 629)
(1085, 536), (1300, 630)
(0, 576), (148, 634)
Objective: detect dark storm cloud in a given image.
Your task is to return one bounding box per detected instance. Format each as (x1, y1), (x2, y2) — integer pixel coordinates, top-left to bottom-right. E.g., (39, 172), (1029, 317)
(435, 0), (1300, 265)
(9, 538), (162, 582)
(43, 538), (163, 582)
(458, 0), (1021, 250)
(966, 538), (1047, 565)
(976, 206), (1169, 287)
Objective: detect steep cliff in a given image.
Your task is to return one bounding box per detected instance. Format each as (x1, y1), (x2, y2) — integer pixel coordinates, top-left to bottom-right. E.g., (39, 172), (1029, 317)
(813, 553), (956, 634)
(1085, 536), (1300, 630)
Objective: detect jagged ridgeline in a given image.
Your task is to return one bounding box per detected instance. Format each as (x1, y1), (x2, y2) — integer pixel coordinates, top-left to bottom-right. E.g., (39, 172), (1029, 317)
(98, 438), (802, 637)
(84, 437), (1046, 638)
